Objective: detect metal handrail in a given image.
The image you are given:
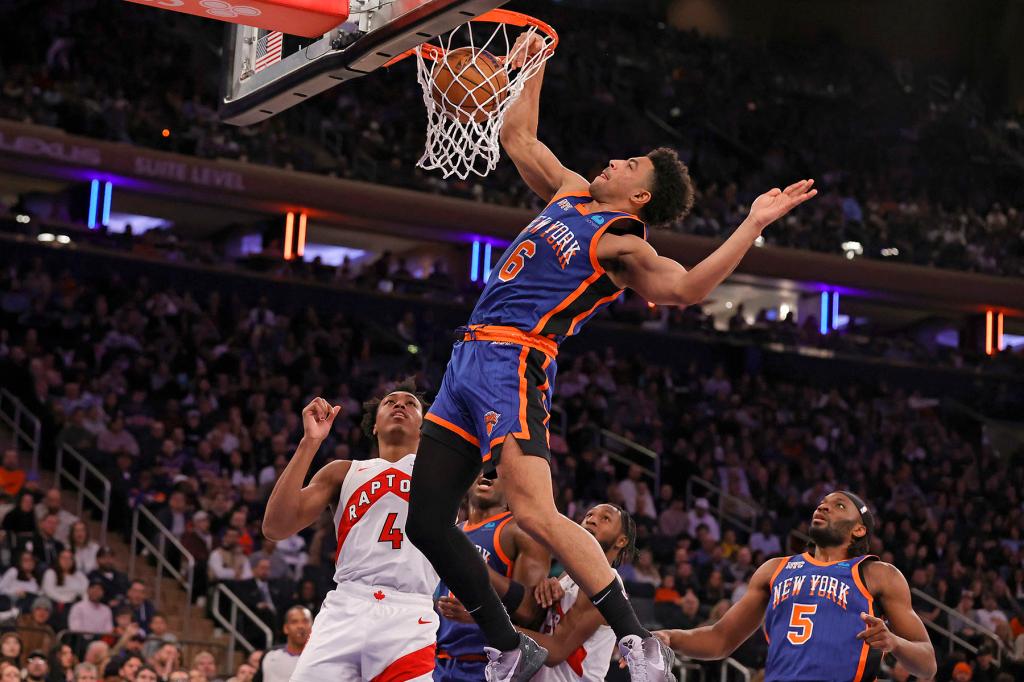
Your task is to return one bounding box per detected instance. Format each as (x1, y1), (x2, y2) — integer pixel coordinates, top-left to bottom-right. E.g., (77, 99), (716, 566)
(211, 582), (274, 667)
(0, 387), (41, 474)
(54, 443), (112, 545)
(598, 428), (662, 491)
(911, 588), (1004, 663)
(685, 477), (760, 534)
(129, 505), (195, 630)
(720, 657), (753, 682)
(920, 615), (984, 659)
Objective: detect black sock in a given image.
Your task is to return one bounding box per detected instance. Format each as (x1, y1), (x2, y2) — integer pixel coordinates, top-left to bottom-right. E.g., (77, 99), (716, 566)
(592, 578), (651, 640)
(406, 434), (520, 651)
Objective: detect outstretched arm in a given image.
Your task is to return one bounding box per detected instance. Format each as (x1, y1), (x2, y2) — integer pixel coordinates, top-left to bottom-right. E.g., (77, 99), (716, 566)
(263, 398), (350, 541)
(517, 596), (605, 666)
(500, 34), (587, 201)
(603, 180), (817, 306)
(656, 558), (781, 659)
(859, 562), (937, 679)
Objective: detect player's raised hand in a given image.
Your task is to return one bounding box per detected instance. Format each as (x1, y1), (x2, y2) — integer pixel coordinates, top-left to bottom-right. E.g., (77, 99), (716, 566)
(301, 397), (341, 443)
(508, 31), (546, 69)
(533, 577), (565, 608)
(747, 179), (817, 231)
(856, 613), (899, 653)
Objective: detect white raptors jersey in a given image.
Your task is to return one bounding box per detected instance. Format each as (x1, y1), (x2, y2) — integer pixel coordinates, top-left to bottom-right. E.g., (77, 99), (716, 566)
(331, 454), (438, 594)
(534, 574), (618, 682)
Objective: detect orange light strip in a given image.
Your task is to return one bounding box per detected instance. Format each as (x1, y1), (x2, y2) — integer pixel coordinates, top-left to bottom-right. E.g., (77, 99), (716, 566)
(985, 310), (993, 356)
(297, 212), (307, 257)
(284, 212), (294, 260)
(997, 312), (1004, 352)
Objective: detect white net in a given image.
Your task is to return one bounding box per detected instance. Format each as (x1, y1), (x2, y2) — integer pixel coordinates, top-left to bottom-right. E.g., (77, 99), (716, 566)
(413, 11), (557, 179)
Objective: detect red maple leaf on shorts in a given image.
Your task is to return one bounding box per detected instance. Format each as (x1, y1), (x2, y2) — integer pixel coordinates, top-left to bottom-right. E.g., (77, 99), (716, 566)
(374, 591), (385, 601)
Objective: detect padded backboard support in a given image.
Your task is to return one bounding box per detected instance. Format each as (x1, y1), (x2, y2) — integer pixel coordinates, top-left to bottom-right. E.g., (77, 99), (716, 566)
(221, 0), (508, 126)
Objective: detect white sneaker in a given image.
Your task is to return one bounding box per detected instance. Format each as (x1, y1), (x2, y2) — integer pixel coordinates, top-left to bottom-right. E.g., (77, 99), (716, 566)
(483, 633), (548, 682)
(618, 634), (677, 682)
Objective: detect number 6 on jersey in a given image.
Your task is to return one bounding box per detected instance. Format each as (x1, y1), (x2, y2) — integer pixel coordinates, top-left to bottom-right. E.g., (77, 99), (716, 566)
(498, 240), (537, 282)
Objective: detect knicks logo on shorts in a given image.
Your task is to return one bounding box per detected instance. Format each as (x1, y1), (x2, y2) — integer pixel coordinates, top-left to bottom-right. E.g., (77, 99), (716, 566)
(484, 411), (500, 436)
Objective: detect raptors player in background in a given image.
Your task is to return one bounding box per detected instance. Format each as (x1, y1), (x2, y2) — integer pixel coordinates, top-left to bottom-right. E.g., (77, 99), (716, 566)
(263, 382), (438, 681)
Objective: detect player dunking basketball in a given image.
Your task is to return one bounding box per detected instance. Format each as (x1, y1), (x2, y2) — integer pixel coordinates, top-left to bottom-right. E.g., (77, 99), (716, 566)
(654, 492), (937, 681)
(404, 32), (818, 682)
(263, 383), (439, 681)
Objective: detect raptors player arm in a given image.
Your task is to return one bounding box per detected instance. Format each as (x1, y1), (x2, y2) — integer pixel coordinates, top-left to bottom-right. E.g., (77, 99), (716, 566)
(598, 180), (817, 306)
(500, 34), (588, 202)
(516, 594), (605, 666)
(858, 561), (937, 679)
(263, 398), (350, 541)
(656, 557), (783, 659)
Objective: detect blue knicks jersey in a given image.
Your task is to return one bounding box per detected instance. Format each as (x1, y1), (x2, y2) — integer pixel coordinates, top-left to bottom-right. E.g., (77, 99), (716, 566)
(470, 193), (647, 341)
(764, 553), (881, 682)
(436, 512), (515, 658)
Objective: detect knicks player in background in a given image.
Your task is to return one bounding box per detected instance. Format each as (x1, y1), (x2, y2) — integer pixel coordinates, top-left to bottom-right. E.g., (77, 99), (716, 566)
(405, 29), (819, 682)
(654, 492), (936, 681)
(263, 382), (439, 681)
(433, 473), (550, 681)
(441, 503), (638, 682)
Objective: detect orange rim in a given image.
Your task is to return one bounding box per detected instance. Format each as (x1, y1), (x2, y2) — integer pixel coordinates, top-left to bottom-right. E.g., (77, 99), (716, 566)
(383, 9), (558, 67)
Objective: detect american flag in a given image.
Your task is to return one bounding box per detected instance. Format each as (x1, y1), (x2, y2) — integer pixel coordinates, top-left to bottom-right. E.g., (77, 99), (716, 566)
(254, 30), (283, 73)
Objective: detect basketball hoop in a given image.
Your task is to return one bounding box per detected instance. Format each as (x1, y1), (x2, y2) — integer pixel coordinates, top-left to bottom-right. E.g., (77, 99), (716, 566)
(389, 9), (558, 179)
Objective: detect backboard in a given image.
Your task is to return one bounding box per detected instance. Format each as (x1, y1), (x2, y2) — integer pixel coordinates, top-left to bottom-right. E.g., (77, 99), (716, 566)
(221, 0), (509, 126)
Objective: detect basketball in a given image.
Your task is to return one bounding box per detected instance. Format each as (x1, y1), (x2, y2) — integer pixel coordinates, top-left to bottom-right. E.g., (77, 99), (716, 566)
(429, 47), (509, 124)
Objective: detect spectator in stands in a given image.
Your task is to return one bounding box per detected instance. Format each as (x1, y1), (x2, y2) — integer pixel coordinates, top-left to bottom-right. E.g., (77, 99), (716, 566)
(81, 641), (109, 677)
(34, 489), (78, 544)
(290, 579), (320, 618)
(0, 551), (39, 604)
(0, 633), (22, 668)
(258, 607), (311, 682)
(72, 662), (98, 682)
(49, 643), (79, 682)
(68, 581), (113, 635)
(190, 651), (218, 682)
(180, 511), (212, 602)
(111, 654), (142, 682)
(208, 529), (252, 583)
(136, 665), (160, 682)
(87, 548), (130, 608)
(657, 498), (689, 539)
(749, 517), (782, 557)
(157, 491), (189, 539)
(0, 663), (16, 682)
(654, 574), (681, 604)
(248, 540), (288, 581)
(124, 581), (156, 634)
(140, 613), (178, 659)
(42, 549), (88, 623)
(972, 642), (1002, 681)
(225, 662), (255, 682)
(619, 548), (661, 588)
(23, 650), (48, 682)
(21, 513), (64, 571)
(687, 498), (721, 542)
(656, 588), (702, 630)
(236, 558), (289, 633)
(0, 450), (26, 497)
(975, 594), (1009, 632)
(17, 599), (56, 661)
(147, 642), (181, 680)
(96, 417), (139, 458)
(2, 492), (38, 536)
(68, 522), (100, 574)
(56, 409), (96, 455)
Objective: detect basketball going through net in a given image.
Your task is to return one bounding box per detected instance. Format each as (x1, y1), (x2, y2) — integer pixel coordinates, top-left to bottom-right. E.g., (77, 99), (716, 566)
(395, 10), (558, 179)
